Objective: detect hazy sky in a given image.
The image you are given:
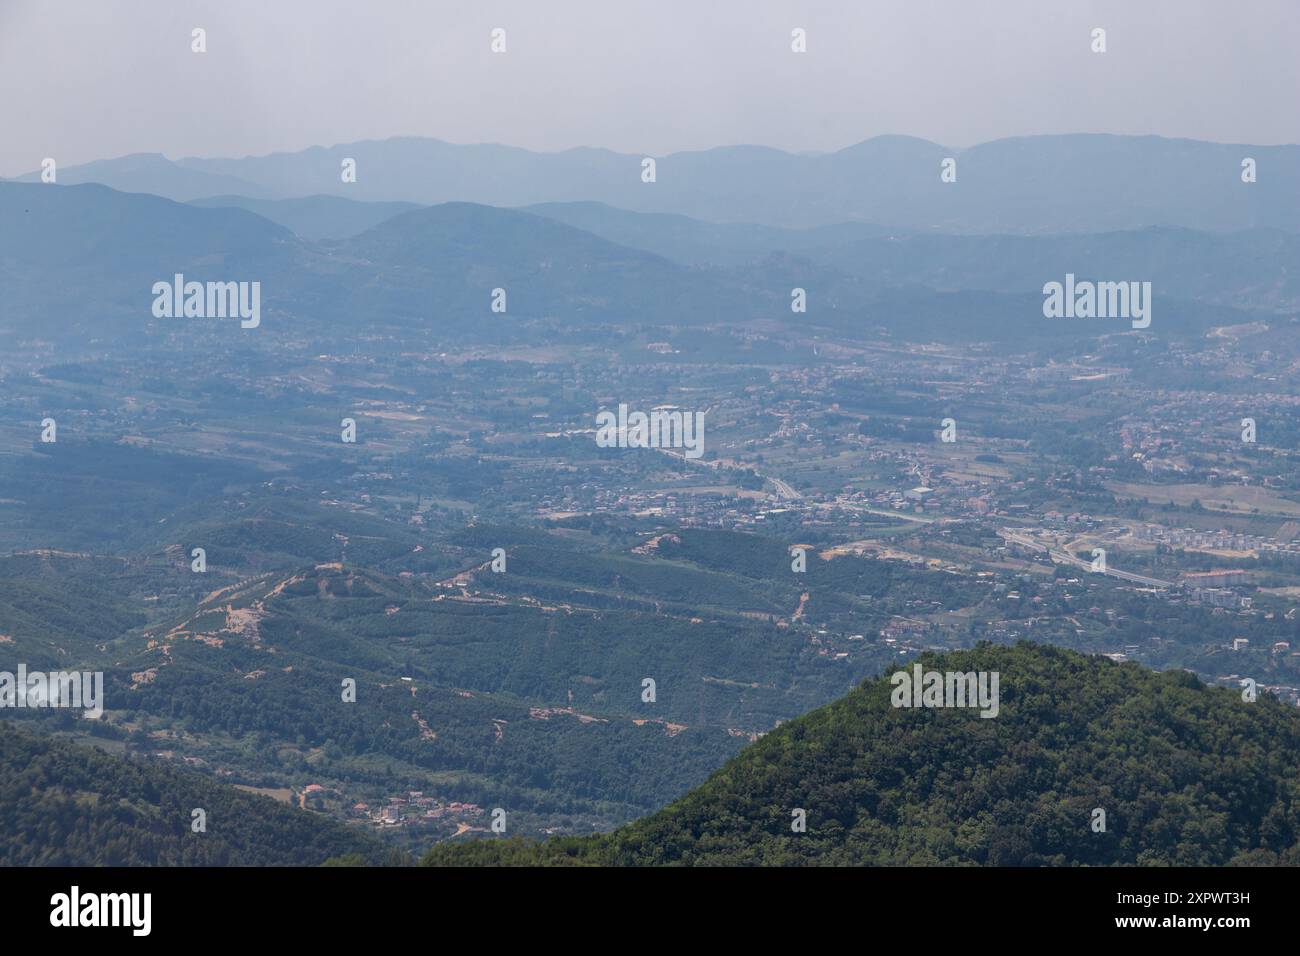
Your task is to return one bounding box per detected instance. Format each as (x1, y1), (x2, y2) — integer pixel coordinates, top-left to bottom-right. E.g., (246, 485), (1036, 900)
(2, 0), (1297, 176)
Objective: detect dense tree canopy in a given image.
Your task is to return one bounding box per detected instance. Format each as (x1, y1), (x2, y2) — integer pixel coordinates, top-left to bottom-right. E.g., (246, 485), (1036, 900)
(0, 722), (390, 866)
(423, 643), (1300, 866)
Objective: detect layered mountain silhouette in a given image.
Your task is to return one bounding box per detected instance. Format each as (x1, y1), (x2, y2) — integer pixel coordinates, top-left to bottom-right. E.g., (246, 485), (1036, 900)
(422, 643), (1300, 866)
(527, 202), (1300, 311)
(11, 134), (1299, 233)
(190, 194), (421, 241)
(1, 179), (1290, 351)
(0, 183), (758, 343)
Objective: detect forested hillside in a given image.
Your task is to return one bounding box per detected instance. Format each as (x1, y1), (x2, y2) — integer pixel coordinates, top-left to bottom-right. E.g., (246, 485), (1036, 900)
(422, 643), (1300, 866)
(0, 722), (392, 866)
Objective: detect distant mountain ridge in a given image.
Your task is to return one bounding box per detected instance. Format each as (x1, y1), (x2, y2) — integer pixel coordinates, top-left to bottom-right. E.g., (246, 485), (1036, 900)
(10, 133), (1299, 233)
(0, 183), (767, 344)
(190, 194), (422, 240)
(1, 181), (1290, 351)
(525, 201), (1300, 311)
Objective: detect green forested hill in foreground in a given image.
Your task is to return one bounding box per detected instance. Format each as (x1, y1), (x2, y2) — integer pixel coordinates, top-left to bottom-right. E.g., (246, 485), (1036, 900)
(422, 643), (1300, 867)
(0, 722), (392, 866)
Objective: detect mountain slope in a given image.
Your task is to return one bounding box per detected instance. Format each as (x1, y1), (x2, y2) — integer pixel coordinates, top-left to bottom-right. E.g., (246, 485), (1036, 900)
(0, 182), (305, 344)
(522, 201), (899, 266)
(190, 194), (421, 240)
(0, 184), (759, 341)
(526, 203), (1300, 312)
(8, 152), (272, 201)
(1, 182), (1286, 350)
(0, 721), (391, 866)
(323, 201), (760, 328)
(422, 643), (1300, 866)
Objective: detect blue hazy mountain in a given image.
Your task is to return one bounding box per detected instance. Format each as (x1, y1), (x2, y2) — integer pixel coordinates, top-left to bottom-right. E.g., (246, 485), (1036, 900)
(0, 182), (306, 347)
(521, 201), (900, 266)
(190, 194), (421, 240)
(8, 152), (273, 201)
(0, 184), (765, 342)
(12, 134), (1298, 233)
(325, 201), (758, 329)
(1, 181), (1285, 350)
(522, 203), (1300, 312)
